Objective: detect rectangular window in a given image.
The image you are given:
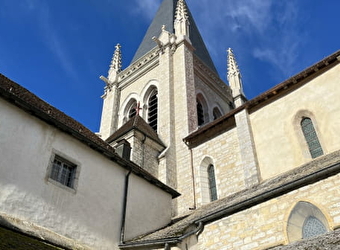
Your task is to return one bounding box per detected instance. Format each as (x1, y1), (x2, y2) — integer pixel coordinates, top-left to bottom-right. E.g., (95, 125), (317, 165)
(50, 155), (77, 189)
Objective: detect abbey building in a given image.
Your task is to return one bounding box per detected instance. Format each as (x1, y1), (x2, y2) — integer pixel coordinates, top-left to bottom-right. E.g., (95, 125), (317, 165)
(1, 0), (340, 249)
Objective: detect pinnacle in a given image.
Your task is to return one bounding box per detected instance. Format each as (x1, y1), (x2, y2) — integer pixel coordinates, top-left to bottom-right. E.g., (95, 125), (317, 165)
(175, 0), (189, 22)
(227, 48), (241, 80)
(110, 44), (122, 73)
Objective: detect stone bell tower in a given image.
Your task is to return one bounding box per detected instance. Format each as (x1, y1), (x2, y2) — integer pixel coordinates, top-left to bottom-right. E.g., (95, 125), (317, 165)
(98, 0), (234, 215)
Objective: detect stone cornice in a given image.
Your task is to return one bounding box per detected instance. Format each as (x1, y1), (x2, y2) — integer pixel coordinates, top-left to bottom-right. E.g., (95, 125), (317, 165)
(118, 48), (160, 89)
(193, 55), (232, 101)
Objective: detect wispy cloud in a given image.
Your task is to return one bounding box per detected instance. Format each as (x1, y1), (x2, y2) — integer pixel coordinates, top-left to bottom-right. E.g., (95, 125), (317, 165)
(21, 0), (79, 82)
(188, 0), (305, 78)
(132, 0), (162, 20)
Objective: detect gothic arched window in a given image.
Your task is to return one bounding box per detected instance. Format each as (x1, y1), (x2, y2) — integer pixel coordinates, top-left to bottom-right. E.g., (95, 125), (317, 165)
(197, 99), (204, 126)
(207, 164), (217, 201)
(287, 201), (329, 242)
(213, 107), (222, 120)
(301, 117), (323, 158)
(148, 89), (158, 132)
(128, 101), (137, 119)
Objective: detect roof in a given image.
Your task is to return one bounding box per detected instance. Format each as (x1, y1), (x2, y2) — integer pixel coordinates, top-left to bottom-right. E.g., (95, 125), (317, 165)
(106, 115), (165, 147)
(0, 212), (90, 250)
(268, 229), (340, 250)
(0, 227), (63, 250)
(131, 0), (218, 74)
(0, 74), (179, 199)
(120, 150), (340, 248)
(184, 49), (340, 146)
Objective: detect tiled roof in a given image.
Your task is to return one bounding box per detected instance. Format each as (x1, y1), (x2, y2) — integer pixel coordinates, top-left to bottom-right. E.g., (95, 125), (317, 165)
(0, 227), (63, 250)
(121, 150), (340, 248)
(106, 115), (165, 147)
(0, 74), (179, 198)
(131, 0), (218, 74)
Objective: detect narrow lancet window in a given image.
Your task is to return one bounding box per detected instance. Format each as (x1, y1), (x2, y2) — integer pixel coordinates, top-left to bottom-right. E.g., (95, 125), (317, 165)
(197, 100), (204, 126)
(148, 90), (158, 132)
(128, 100), (137, 119)
(301, 117), (323, 158)
(208, 164), (217, 201)
(213, 107), (222, 120)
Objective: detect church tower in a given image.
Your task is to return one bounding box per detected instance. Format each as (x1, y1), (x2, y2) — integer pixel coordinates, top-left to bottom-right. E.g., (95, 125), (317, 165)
(99, 0), (234, 215)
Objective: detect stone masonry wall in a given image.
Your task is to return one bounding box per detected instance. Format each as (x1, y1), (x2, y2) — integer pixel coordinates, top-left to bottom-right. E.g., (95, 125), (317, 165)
(191, 127), (245, 207)
(196, 173), (340, 250)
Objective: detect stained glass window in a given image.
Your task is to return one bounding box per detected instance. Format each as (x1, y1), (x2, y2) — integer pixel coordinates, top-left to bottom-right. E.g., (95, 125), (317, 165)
(302, 216), (327, 239)
(301, 117), (323, 158)
(208, 164), (217, 201)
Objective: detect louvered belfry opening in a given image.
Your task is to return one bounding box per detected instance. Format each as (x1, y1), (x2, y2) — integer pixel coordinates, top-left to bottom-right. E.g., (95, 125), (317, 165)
(148, 90), (158, 132)
(197, 100), (204, 126)
(128, 101), (137, 119)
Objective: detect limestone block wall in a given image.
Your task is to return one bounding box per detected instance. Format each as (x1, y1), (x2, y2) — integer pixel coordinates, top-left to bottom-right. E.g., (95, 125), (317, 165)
(191, 127), (244, 207)
(172, 43), (197, 215)
(250, 64), (340, 180)
(195, 174), (340, 250)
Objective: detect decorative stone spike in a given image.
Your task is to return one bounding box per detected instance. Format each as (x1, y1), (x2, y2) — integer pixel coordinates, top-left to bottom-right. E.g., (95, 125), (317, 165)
(174, 0), (190, 41)
(227, 48), (246, 107)
(110, 44), (122, 73)
(227, 48), (241, 80)
(175, 0), (189, 22)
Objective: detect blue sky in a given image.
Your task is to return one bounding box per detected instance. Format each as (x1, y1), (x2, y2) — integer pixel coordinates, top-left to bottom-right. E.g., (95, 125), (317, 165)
(0, 0), (339, 132)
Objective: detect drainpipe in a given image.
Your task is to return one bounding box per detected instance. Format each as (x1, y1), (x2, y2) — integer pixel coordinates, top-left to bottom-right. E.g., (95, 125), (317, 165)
(120, 170), (132, 244)
(189, 148), (196, 210)
(141, 134), (147, 168)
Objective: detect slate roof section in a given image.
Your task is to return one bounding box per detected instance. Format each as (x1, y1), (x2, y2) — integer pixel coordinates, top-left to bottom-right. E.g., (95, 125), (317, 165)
(120, 150), (340, 248)
(131, 0), (218, 74)
(106, 115), (165, 147)
(0, 74), (179, 199)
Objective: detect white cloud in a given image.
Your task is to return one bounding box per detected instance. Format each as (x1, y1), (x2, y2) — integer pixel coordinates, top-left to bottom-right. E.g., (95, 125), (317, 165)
(132, 0), (162, 20)
(188, 0), (305, 78)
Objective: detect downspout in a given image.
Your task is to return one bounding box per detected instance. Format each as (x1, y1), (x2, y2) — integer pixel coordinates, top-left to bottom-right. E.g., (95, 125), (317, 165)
(141, 134), (147, 168)
(119, 222), (204, 249)
(189, 148), (196, 210)
(120, 170), (132, 244)
(179, 222), (204, 240)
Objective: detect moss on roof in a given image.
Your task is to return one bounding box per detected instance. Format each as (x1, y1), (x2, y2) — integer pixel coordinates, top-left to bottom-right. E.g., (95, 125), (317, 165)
(0, 227), (64, 250)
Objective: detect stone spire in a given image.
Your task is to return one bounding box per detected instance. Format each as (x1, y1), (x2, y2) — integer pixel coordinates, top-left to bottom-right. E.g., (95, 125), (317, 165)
(174, 0), (190, 41)
(108, 44), (122, 82)
(227, 48), (246, 107)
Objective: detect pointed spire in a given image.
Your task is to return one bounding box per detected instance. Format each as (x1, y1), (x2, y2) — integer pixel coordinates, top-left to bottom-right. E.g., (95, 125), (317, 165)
(227, 48), (246, 107)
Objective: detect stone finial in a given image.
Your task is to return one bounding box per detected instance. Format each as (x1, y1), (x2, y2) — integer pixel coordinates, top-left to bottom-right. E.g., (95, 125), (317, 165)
(110, 44), (122, 73)
(227, 48), (241, 80)
(227, 48), (246, 107)
(174, 0), (190, 41)
(175, 0), (189, 22)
